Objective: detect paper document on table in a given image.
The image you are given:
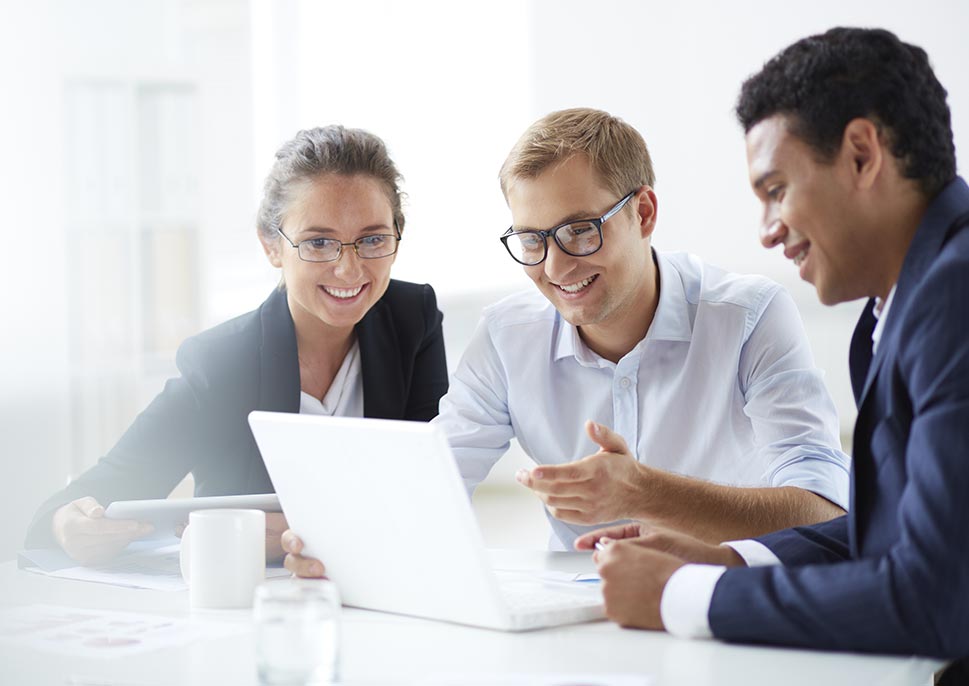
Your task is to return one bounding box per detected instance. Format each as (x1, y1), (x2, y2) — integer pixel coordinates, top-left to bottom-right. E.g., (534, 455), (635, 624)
(20, 538), (290, 591)
(0, 604), (246, 658)
(421, 674), (651, 685)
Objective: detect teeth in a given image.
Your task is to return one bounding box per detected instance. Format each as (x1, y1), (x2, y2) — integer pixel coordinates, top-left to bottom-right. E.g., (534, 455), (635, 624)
(793, 248), (808, 267)
(558, 275), (596, 293)
(323, 285), (364, 299)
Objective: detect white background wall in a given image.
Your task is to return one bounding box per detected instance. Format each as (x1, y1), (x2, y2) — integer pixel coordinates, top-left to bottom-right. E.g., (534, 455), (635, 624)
(1, 0), (967, 559)
(244, 0), (969, 423)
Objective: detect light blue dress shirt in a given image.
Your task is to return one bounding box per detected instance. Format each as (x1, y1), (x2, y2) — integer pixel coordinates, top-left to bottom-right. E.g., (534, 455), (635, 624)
(433, 251), (850, 550)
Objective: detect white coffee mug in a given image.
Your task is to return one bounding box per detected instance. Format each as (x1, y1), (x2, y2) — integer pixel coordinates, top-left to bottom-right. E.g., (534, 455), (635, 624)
(179, 508), (266, 609)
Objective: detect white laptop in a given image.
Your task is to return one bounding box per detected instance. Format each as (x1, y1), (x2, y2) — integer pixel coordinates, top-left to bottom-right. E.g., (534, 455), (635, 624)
(248, 411), (604, 631)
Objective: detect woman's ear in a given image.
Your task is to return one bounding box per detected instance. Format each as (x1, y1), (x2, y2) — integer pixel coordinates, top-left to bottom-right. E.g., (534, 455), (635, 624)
(259, 230), (283, 268)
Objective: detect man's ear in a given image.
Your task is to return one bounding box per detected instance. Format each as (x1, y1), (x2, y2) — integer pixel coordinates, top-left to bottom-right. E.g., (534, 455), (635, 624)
(635, 186), (658, 239)
(841, 118), (884, 191)
(259, 230), (283, 268)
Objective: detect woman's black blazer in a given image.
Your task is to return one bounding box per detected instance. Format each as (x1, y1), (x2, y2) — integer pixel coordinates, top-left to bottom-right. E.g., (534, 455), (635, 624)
(25, 280), (448, 548)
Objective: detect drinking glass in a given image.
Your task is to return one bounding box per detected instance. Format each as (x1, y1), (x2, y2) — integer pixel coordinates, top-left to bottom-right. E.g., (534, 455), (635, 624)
(253, 579), (341, 685)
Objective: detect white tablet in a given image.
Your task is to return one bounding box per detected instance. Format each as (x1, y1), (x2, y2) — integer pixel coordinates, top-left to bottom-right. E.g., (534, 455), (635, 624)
(104, 494), (281, 537)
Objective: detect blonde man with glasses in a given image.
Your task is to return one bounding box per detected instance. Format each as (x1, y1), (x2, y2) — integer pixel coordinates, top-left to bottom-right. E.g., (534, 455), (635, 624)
(437, 108), (849, 551)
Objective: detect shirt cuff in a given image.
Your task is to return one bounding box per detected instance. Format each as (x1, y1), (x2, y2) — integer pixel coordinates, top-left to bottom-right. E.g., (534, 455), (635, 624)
(659, 564), (726, 639)
(723, 539), (782, 567)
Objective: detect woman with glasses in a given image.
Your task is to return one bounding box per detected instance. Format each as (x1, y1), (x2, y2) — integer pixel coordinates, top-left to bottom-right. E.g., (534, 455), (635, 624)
(26, 126), (448, 564)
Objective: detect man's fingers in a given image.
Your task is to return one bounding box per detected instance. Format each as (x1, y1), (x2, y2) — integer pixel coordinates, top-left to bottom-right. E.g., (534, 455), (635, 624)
(574, 522), (645, 550)
(516, 464), (589, 494)
(543, 494), (588, 509)
(526, 478), (590, 498)
(617, 521), (649, 539)
(73, 497), (105, 518)
(575, 526), (624, 550)
(595, 538), (639, 567)
(574, 532), (599, 551)
(586, 420), (629, 455)
(533, 462), (586, 482)
(594, 539), (620, 567)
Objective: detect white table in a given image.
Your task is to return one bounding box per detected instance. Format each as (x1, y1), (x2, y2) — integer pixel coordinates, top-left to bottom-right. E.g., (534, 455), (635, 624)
(0, 552), (945, 685)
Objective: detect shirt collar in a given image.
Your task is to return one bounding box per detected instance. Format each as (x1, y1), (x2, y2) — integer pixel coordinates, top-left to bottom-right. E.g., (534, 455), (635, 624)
(648, 250), (694, 342)
(552, 250), (693, 364)
(553, 317), (608, 366)
(871, 285), (897, 354)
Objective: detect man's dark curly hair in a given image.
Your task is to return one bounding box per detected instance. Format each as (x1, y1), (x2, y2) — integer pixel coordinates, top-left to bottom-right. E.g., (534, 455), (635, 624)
(736, 27), (955, 197)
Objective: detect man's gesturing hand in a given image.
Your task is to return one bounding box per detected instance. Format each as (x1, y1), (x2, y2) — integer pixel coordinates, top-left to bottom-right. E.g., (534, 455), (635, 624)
(516, 420), (646, 525)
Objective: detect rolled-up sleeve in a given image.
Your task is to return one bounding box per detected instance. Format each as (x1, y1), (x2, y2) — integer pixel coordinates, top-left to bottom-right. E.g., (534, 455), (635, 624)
(739, 288), (850, 509)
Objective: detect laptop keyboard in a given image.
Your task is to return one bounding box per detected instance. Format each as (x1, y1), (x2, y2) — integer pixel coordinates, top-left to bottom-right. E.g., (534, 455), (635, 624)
(502, 586), (601, 612)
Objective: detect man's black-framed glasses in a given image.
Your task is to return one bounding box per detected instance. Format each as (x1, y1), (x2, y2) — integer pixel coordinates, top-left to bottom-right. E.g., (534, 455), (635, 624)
(277, 221), (402, 263)
(499, 189), (637, 266)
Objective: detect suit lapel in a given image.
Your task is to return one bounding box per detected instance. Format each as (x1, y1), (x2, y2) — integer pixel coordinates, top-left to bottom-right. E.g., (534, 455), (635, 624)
(357, 299), (405, 419)
(855, 187), (969, 409)
(256, 288), (301, 414)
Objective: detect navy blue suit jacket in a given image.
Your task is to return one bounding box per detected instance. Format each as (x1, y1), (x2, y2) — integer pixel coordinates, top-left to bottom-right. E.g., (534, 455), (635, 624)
(25, 279), (448, 548)
(708, 177), (969, 658)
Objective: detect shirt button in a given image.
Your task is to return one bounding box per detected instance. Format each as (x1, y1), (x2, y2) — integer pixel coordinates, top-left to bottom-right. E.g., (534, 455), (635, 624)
(620, 377), (631, 389)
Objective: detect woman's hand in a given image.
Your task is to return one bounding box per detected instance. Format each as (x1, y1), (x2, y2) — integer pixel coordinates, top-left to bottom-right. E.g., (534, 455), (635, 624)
(51, 496), (154, 565)
(280, 529), (327, 577)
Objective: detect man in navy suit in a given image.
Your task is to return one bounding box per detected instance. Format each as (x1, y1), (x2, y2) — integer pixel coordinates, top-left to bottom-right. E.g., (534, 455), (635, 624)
(579, 27), (969, 676)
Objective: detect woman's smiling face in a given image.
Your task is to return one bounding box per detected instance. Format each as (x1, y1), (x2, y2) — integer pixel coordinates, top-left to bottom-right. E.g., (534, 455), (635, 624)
(265, 173), (398, 335)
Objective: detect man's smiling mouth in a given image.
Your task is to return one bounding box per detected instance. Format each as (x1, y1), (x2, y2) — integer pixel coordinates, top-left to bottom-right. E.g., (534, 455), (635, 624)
(555, 274), (598, 293)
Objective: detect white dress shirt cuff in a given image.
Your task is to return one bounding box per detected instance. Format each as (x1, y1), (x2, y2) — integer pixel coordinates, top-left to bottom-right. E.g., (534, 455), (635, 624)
(659, 564), (726, 639)
(723, 539), (782, 567)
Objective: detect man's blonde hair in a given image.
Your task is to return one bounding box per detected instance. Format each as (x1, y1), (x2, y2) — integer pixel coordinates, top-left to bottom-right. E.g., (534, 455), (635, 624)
(499, 108), (655, 199)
